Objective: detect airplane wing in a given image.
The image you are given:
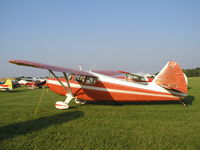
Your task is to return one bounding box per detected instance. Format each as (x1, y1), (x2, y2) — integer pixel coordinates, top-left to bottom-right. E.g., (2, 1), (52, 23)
(9, 60), (95, 76)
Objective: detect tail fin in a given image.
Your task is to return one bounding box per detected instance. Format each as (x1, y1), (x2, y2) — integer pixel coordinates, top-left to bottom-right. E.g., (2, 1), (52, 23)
(4, 79), (13, 90)
(153, 61), (188, 94)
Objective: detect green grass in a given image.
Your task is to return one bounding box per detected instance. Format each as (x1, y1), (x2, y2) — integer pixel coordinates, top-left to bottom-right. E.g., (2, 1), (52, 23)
(0, 77), (200, 150)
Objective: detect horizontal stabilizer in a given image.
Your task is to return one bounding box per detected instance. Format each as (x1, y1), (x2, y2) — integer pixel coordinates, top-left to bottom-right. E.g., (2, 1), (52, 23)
(153, 61), (188, 94)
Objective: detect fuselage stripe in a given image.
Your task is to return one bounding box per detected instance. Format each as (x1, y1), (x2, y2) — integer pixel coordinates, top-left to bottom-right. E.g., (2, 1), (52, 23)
(47, 80), (181, 98)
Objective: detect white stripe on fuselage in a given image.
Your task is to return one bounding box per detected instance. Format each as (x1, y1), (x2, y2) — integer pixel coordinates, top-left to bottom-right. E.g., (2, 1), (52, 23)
(90, 71), (167, 92)
(89, 71), (186, 97)
(47, 79), (184, 98)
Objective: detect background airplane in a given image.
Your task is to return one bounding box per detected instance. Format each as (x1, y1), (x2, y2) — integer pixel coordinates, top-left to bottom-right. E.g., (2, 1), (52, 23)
(0, 79), (13, 91)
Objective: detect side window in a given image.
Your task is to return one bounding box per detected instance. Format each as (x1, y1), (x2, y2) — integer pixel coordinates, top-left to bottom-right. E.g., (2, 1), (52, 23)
(74, 75), (97, 84)
(75, 75), (86, 83)
(68, 73), (75, 80)
(126, 73), (132, 80)
(126, 73), (141, 81)
(132, 75), (140, 81)
(85, 76), (97, 84)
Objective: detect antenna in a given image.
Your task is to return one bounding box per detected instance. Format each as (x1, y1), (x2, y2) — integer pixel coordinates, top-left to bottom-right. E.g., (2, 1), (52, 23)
(78, 64), (82, 70)
(90, 64), (96, 72)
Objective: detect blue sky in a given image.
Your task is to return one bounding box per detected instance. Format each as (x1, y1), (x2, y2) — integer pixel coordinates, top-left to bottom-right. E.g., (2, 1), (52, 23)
(0, 0), (199, 78)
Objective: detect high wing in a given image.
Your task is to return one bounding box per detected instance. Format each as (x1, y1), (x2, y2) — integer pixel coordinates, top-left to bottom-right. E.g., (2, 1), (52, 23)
(9, 60), (95, 76)
(9, 59), (98, 96)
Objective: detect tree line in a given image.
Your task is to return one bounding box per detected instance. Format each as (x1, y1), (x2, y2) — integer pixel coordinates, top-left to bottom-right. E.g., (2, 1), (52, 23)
(183, 67), (200, 77)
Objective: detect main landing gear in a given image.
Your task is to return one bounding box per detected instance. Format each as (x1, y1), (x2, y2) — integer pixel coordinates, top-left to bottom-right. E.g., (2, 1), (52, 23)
(55, 93), (74, 110)
(55, 93), (86, 110)
(49, 70), (87, 110)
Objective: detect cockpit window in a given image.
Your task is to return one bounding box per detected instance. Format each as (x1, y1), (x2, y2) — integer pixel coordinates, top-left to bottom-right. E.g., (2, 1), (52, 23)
(85, 76), (97, 84)
(75, 75), (86, 83)
(74, 75), (97, 84)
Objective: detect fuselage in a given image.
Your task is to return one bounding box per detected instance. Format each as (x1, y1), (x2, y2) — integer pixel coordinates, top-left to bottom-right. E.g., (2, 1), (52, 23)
(47, 72), (186, 102)
(0, 84), (9, 89)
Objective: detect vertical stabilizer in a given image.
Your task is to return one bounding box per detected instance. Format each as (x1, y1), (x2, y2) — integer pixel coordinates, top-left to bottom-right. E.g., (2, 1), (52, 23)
(153, 61), (188, 94)
(4, 79), (13, 90)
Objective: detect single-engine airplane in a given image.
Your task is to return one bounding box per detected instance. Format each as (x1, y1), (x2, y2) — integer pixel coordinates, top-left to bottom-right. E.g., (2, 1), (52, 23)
(9, 60), (188, 109)
(0, 79), (13, 91)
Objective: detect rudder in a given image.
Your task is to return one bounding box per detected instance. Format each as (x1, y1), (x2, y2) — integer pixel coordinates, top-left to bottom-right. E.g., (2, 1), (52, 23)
(4, 79), (13, 90)
(153, 61), (188, 94)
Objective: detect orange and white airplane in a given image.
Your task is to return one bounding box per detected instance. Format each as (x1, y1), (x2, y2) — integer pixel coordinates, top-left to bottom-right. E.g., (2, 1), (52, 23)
(9, 60), (188, 109)
(0, 79), (13, 91)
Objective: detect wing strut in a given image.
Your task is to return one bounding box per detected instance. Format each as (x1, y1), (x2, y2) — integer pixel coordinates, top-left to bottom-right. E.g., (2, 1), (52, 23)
(48, 70), (73, 96)
(49, 70), (76, 109)
(63, 72), (73, 95)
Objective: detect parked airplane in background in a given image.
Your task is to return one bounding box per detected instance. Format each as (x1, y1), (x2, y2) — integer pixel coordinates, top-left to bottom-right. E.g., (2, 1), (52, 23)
(14, 76), (46, 89)
(18, 79), (30, 86)
(0, 79), (13, 91)
(9, 60), (188, 109)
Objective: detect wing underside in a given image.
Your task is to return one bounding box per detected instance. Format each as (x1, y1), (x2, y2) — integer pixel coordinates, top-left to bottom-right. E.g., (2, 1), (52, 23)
(9, 60), (95, 76)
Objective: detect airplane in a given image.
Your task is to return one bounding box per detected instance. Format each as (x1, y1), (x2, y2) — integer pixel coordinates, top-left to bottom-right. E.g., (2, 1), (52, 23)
(0, 79), (13, 91)
(9, 60), (188, 109)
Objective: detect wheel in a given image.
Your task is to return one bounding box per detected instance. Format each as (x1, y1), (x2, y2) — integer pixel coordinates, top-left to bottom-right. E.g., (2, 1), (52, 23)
(75, 99), (86, 105)
(55, 101), (69, 109)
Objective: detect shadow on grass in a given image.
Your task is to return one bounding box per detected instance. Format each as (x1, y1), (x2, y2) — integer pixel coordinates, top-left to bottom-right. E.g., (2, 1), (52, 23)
(87, 95), (195, 106)
(2, 90), (28, 93)
(0, 111), (84, 141)
(86, 100), (181, 106)
(1, 88), (30, 93)
(182, 95), (195, 105)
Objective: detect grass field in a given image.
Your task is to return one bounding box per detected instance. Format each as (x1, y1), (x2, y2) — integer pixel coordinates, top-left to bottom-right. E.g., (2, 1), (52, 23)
(0, 77), (200, 150)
